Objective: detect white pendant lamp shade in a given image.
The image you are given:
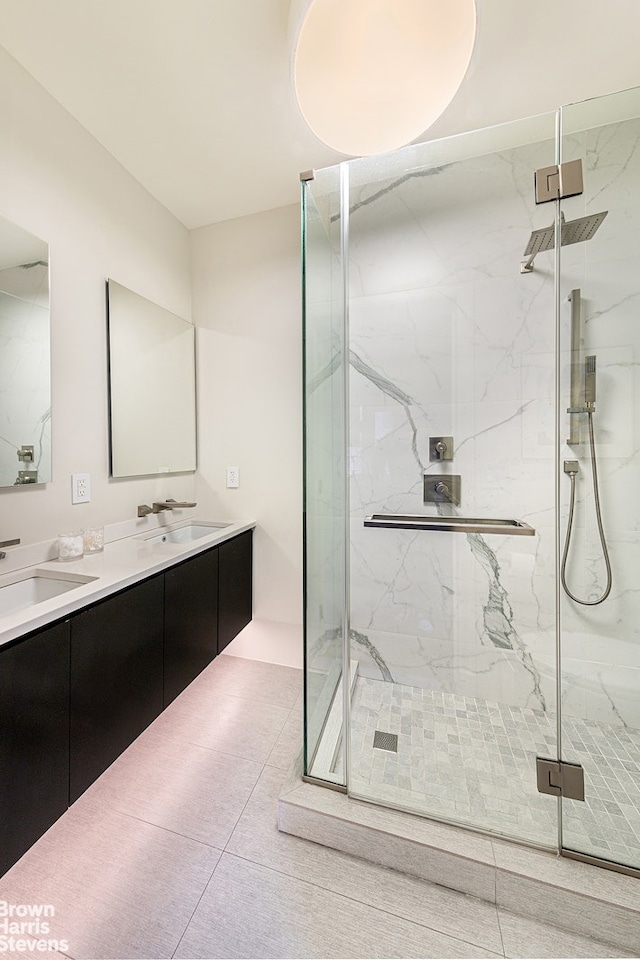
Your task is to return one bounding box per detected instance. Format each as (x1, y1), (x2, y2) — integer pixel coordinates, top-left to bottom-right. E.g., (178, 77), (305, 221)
(290, 0), (477, 156)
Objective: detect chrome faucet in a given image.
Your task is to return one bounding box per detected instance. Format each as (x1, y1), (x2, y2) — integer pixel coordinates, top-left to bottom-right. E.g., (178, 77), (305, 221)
(137, 499), (196, 517)
(0, 537), (20, 560)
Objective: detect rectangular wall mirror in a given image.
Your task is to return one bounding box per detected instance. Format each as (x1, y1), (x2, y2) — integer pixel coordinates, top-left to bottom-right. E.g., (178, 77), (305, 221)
(106, 280), (197, 478)
(0, 216), (50, 487)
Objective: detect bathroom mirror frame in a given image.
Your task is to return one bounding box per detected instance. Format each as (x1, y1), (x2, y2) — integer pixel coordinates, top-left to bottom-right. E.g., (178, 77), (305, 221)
(0, 215), (51, 488)
(106, 279), (197, 479)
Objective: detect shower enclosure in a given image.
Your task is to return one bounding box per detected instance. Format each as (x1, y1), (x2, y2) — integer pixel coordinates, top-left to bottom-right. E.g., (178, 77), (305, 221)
(302, 85), (640, 877)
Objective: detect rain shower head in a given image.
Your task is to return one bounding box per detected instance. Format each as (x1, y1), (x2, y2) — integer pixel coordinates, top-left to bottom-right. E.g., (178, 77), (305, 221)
(520, 210), (608, 273)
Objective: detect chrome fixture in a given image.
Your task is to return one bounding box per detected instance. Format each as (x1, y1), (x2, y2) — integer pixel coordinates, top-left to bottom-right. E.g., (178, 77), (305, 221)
(423, 474), (461, 505)
(0, 537), (21, 560)
(153, 499), (197, 512)
(567, 289), (583, 444)
(17, 445), (34, 462)
(561, 446), (612, 606)
(520, 210), (608, 273)
(15, 444), (37, 484)
(561, 290), (612, 606)
(15, 471), (38, 484)
(138, 499), (197, 517)
(536, 757), (585, 801)
(364, 514), (535, 536)
(429, 436), (453, 461)
(534, 159), (584, 204)
(584, 354), (597, 407)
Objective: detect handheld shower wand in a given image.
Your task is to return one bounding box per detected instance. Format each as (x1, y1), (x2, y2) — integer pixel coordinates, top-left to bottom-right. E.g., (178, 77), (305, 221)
(584, 355), (597, 408)
(561, 328), (612, 605)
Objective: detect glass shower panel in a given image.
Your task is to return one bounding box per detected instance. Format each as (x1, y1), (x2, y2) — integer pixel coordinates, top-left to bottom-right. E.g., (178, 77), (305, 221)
(302, 168), (347, 785)
(346, 114), (561, 846)
(559, 87), (640, 871)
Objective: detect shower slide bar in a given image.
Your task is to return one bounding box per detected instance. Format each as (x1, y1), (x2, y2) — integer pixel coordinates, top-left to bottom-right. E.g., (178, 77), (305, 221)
(364, 515), (535, 535)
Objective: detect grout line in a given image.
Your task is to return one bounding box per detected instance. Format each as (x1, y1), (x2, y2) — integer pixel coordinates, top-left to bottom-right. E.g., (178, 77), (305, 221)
(494, 900), (508, 958)
(170, 851), (223, 960)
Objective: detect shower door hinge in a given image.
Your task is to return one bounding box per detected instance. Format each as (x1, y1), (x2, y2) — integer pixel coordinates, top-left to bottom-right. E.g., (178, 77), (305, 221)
(535, 159), (583, 204)
(536, 757), (585, 801)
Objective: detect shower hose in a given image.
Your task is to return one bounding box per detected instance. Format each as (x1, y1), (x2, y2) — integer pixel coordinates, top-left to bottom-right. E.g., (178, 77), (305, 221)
(561, 410), (612, 605)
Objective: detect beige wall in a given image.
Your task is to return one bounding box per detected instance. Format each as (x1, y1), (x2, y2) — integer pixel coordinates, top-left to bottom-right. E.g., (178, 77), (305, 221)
(0, 47), (196, 543)
(0, 46), (303, 660)
(190, 205), (303, 632)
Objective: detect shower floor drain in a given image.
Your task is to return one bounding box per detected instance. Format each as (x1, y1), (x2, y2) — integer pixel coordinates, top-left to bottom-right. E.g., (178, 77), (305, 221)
(373, 730), (398, 752)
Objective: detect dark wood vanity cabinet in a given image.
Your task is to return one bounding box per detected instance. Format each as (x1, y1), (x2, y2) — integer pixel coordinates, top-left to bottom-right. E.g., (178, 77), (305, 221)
(164, 547), (219, 706)
(69, 575), (164, 803)
(164, 531), (253, 701)
(218, 530), (253, 653)
(0, 620), (70, 876)
(0, 528), (252, 871)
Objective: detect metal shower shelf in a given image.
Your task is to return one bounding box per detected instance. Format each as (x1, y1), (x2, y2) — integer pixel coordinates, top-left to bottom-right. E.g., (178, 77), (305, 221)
(364, 514), (535, 536)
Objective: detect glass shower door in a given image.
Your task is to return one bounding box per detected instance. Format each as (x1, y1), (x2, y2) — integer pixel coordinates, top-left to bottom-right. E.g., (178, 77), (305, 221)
(302, 167), (347, 786)
(558, 87), (640, 872)
(345, 114), (561, 847)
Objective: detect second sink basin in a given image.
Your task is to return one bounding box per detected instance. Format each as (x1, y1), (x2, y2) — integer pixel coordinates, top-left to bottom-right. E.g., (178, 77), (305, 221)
(141, 522), (230, 546)
(0, 570), (99, 618)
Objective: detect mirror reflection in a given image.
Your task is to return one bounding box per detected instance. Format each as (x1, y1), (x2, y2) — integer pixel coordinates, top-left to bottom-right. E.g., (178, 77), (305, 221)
(0, 217), (50, 487)
(107, 280), (197, 478)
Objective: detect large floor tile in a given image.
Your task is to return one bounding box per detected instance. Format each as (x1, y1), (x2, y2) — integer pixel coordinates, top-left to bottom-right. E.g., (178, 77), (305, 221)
(266, 702), (303, 771)
(188, 654), (302, 709)
(175, 852), (502, 960)
(0, 802), (219, 960)
(497, 908), (638, 958)
(83, 730), (263, 848)
(227, 765), (504, 955)
(149, 686), (291, 763)
(495, 869), (640, 957)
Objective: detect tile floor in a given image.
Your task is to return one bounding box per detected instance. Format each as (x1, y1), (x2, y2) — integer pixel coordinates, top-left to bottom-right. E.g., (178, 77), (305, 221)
(349, 677), (640, 867)
(0, 653), (635, 959)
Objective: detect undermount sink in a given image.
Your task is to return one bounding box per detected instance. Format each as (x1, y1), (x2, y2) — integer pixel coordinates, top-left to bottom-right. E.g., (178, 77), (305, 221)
(141, 522), (230, 546)
(0, 571), (98, 618)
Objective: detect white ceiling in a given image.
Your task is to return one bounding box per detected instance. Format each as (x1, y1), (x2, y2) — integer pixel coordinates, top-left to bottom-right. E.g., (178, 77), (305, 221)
(1, 0), (640, 230)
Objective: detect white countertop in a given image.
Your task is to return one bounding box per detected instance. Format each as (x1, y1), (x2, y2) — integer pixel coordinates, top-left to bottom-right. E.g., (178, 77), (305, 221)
(0, 516), (256, 648)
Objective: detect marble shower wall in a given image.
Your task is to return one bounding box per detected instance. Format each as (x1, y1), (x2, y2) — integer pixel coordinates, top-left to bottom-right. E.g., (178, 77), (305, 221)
(346, 112), (640, 731)
(557, 112), (640, 730)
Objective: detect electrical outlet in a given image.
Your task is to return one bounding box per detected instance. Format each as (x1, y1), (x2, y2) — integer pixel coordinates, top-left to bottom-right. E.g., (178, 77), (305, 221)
(71, 473), (91, 504)
(226, 467), (239, 489)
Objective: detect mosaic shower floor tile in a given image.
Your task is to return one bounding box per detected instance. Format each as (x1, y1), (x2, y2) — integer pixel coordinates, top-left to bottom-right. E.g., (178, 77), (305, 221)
(346, 677), (640, 869)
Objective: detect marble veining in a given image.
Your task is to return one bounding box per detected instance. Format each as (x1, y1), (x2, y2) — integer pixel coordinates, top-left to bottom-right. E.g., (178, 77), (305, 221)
(344, 112), (640, 737)
(467, 532), (547, 712)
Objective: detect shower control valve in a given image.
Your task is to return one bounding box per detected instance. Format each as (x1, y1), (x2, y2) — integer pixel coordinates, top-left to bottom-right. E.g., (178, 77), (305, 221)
(429, 436), (454, 462)
(423, 474), (461, 505)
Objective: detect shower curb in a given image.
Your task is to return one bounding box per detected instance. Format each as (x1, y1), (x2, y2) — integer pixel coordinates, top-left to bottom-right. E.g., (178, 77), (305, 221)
(278, 778), (640, 955)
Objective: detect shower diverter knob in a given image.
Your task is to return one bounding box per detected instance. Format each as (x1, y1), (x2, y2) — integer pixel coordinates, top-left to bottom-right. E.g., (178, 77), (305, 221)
(423, 474), (461, 505)
(429, 436), (454, 461)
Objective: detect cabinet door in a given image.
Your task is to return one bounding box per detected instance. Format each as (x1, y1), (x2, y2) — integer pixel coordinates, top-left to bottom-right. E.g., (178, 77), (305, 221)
(218, 530), (253, 654)
(70, 576), (163, 803)
(0, 621), (70, 876)
(164, 547), (218, 706)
